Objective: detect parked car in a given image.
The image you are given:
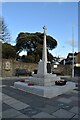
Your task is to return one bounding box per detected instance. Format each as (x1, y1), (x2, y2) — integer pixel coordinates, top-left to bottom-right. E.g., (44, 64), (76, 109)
(15, 68), (32, 76)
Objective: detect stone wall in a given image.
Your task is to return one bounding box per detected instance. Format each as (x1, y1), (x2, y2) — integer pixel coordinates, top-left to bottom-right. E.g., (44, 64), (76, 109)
(1, 59), (72, 77)
(2, 59), (37, 77)
(52, 64), (72, 76)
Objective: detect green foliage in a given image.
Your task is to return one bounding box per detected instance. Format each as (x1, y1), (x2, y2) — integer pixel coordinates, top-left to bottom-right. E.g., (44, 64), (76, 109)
(47, 51), (54, 62)
(16, 32), (57, 62)
(21, 55), (35, 63)
(2, 43), (16, 59)
(16, 32), (57, 54)
(0, 17), (11, 42)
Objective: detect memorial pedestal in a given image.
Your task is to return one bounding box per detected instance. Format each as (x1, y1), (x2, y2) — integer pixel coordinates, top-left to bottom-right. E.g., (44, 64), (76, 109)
(14, 81), (75, 98)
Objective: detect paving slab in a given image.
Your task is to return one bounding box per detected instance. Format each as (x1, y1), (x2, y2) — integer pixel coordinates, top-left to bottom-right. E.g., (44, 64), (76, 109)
(38, 104), (59, 114)
(0, 92), (2, 100)
(72, 114), (80, 119)
(46, 99), (63, 106)
(57, 97), (72, 104)
(0, 101), (2, 113)
(0, 87), (2, 93)
(64, 91), (73, 95)
(9, 101), (30, 110)
(3, 98), (20, 105)
(0, 112), (2, 119)
(2, 95), (12, 101)
(59, 105), (73, 111)
(29, 100), (45, 107)
(70, 100), (78, 107)
(46, 100), (73, 110)
(70, 96), (78, 101)
(52, 109), (75, 118)
(2, 108), (22, 118)
(3, 96), (16, 101)
(20, 106), (41, 117)
(2, 103), (12, 111)
(71, 115), (80, 120)
(15, 96), (34, 104)
(2, 93), (6, 96)
(69, 106), (80, 115)
(31, 112), (56, 118)
(59, 93), (73, 98)
(16, 113), (29, 118)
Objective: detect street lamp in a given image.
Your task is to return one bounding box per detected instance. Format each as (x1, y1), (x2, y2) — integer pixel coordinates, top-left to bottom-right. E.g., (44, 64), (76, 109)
(72, 26), (74, 77)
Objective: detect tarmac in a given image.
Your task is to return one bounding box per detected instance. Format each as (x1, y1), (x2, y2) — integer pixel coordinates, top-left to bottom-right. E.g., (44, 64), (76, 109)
(0, 76), (80, 119)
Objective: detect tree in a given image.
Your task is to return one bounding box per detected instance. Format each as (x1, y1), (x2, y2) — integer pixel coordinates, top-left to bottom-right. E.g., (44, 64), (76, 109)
(2, 43), (16, 59)
(47, 51), (54, 62)
(16, 32), (57, 62)
(0, 16), (11, 42)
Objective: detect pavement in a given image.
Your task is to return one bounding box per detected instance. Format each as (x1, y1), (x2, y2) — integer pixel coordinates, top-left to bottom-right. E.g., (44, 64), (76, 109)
(0, 76), (80, 119)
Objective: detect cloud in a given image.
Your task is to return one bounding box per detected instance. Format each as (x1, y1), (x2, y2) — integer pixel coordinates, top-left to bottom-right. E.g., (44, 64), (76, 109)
(65, 39), (78, 48)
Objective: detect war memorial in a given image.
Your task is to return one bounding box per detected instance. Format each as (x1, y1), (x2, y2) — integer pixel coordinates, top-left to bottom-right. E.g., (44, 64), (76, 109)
(14, 26), (75, 98)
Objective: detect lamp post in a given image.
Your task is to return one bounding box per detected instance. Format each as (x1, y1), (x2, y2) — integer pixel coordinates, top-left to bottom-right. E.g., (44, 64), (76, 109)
(72, 26), (74, 77)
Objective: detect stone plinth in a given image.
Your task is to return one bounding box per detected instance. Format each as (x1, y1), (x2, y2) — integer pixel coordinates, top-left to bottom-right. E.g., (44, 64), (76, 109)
(14, 81), (75, 98)
(28, 74), (61, 86)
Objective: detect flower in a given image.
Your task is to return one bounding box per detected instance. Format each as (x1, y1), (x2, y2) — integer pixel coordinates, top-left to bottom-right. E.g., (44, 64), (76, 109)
(28, 83), (34, 86)
(20, 80), (25, 82)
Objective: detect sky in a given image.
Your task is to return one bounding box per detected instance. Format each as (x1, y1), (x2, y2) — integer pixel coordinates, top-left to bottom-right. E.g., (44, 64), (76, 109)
(1, 2), (78, 58)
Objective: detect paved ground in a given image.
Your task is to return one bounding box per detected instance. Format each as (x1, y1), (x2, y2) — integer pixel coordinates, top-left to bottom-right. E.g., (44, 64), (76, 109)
(0, 77), (80, 119)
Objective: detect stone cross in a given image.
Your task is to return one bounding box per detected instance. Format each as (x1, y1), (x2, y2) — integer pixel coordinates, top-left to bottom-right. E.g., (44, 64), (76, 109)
(43, 25), (47, 34)
(37, 26), (47, 77)
(42, 25), (47, 63)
